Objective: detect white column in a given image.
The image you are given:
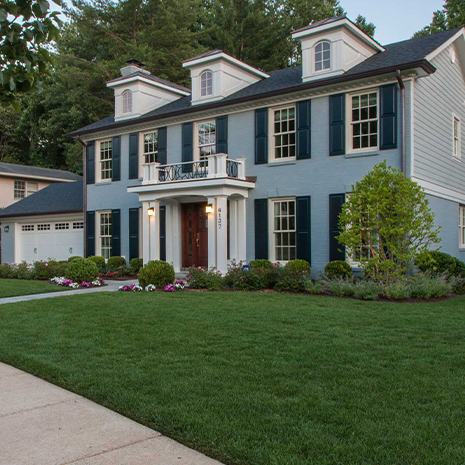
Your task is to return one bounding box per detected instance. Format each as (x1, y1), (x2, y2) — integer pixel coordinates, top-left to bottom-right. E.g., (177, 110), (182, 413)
(237, 197), (247, 262)
(142, 201), (150, 264)
(236, 157), (246, 180)
(215, 195), (228, 274)
(229, 199), (238, 262)
(143, 200), (160, 263)
(207, 197), (217, 270)
(165, 200), (182, 272)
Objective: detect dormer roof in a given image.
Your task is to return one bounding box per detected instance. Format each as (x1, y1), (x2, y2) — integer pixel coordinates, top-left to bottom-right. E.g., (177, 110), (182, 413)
(292, 15), (384, 53)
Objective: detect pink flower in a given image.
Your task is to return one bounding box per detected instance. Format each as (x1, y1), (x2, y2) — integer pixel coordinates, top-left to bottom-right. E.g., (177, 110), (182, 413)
(164, 284), (176, 292)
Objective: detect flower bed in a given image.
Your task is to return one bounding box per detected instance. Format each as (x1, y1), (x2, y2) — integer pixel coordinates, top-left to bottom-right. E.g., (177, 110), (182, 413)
(50, 276), (104, 289)
(118, 280), (188, 293)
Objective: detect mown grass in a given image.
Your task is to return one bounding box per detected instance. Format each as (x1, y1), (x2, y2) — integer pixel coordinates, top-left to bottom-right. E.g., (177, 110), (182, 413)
(0, 278), (65, 298)
(0, 291), (465, 465)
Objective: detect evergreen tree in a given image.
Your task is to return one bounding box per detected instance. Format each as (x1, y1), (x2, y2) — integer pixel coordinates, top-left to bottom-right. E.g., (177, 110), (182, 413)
(415, 0), (465, 37)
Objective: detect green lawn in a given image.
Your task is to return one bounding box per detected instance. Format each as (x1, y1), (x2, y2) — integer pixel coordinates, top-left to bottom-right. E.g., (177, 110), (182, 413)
(0, 279), (66, 298)
(1, 292), (465, 465)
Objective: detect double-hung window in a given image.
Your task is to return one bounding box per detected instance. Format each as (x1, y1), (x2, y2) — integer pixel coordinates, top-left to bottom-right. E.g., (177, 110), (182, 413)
(14, 180), (26, 199)
(453, 115), (461, 159)
(99, 212), (112, 260)
(197, 120), (216, 161)
(349, 91), (379, 152)
(460, 205), (465, 248)
(315, 40), (331, 71)
(271, 106), (296, 161)
(99, 139), (113, 180)
(271, 199), (296, 261)
(26, 182), (38, 196)
(143, 130), (159, 164)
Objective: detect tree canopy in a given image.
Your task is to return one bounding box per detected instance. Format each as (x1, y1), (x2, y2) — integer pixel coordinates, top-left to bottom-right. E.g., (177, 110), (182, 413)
(415, 0), (465, 37)
(0, 0), (375, 172)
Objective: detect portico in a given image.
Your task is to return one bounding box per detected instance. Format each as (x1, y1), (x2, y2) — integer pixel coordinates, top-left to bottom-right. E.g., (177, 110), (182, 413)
(128, 153), (254, 273)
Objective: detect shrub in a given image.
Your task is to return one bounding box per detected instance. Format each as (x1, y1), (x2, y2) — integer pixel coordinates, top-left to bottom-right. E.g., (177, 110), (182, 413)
(107, 256), (126, 272)
(352, 281), (381, 301)
(324, 261), (352, 280)
(409, 274), (452, 299)
(381, 280), (412, 300)
(323, 279), (356, 298)
(249, 259), (273, 270)
(130, 258), (143, 274)
(11, 262), (34, 279)
(285, 259), (311, 277)
(138, 260), (175, 288)
(33, 260), (69, 280)
(224, 265), (265, 290)
(187, 267), (223, 290)
(66, 257), (99, 282)
(364, 259), (403, 283)
(68, 256), (82, 262)
(0, 263), (13, 278)
(88, 256), (106, 272)
(304, 280), (324, 295)
(450, 276), (465, 295)
(416, 250), (465, 278)
(249, 260), (281, 288)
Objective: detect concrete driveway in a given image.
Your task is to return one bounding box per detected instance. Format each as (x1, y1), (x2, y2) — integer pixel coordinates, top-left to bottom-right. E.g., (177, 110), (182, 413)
(0, 362), (224, 465)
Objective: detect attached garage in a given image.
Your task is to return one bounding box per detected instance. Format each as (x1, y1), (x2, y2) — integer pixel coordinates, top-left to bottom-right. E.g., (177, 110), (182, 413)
(0, 181), (84, 264)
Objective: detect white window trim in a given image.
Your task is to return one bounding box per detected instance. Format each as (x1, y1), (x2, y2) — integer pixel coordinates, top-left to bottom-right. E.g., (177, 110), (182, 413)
(96, 139), (113, 183)
(453, 113), (461, 160)
(346, 89), (380, 155)
(314, 40), (331, 73)
(268, 197), (297, 263)
(140, 129), (160, 166)
(194, 119), (216, 162)
(200, 69), (213, 97)
(97, 210), (112, 260)
(268, 104), (297, 163)
(122, 89), (133, 113)
(460, 205), (465, 249)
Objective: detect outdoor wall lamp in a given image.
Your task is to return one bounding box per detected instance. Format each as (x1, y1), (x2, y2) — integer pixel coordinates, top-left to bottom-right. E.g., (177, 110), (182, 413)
(205, 204), (214, 214)
(147, 207), (155, 216)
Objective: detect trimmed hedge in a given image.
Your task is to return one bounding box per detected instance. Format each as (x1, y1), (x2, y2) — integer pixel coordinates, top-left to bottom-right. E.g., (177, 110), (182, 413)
(138, 261), (175, 288)
(66, 257), (99, 282)
(324, 260), (352, 280)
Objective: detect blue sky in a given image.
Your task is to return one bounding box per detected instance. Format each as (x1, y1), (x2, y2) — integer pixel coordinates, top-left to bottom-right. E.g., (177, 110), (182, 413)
(342, 0), (445, 44)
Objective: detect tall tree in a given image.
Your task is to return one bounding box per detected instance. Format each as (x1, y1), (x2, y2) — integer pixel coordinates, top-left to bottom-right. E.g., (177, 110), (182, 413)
(415, 0), (465, 37)
(0, 0), (62, 101)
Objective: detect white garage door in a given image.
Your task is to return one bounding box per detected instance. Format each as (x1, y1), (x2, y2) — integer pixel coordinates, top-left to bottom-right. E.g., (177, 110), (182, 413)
(19, 219), (84, 262)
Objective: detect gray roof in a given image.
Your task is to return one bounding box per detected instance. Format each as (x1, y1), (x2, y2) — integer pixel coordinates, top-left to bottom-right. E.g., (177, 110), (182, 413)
(0, 162), (82, 181)
(107, 71), (190, 94)
(0, 181), (83, 219)
(292, 15), (348, 34)
(71, 28), (460, 137)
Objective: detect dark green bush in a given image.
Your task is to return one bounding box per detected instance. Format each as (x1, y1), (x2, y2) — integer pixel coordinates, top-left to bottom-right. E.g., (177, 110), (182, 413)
(107, 256), (126, 272)
(11, 262), (34, 279)
(130, 258), (143, 274)
(187, 267), (223, 290)
(408, 274), (452, 299)
(416, 250), (465, 278)
(88, 256), (106, 272)
(33, 260), (69, 280)
(68, 256), (82, 262)
(0, 263), (13, 278)
(249, 260), (281, 288)
(249, 259), (273, 270)
(274, 260), (310, 292)
(324, 261), (352, 280)
(138, 260), (175, 288)
(224, 265), (265, 290)
(66, 258), (99, 282)
(364, 259), (402, 283)
(285, 259), (311, 277)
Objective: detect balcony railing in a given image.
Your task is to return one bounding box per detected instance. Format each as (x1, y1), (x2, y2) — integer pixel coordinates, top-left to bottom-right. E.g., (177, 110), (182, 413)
(142, 153), (246, 185)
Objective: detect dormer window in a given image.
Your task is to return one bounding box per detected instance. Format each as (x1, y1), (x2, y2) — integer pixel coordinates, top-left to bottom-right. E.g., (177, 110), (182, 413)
(122, 89), (132, 113)
(315, 40), (331, 72)
(200, 70), (213, 97)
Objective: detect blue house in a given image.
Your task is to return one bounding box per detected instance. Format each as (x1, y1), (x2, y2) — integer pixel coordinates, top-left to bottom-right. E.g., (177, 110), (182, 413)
(71, 16), (465, 274)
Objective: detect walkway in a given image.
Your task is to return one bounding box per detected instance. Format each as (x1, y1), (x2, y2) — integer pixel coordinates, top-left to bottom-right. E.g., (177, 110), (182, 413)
(0, 362), (224, 465)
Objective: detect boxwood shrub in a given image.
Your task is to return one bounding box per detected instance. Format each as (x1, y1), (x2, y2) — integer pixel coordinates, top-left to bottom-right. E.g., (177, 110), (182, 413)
(88, 256), (106, 272)
(130, 258), (143, 274)
(324, 260), (352, 280)
(107, 256), (126, 272)
(66, 257), (99, 282)
(187, 267), (223, 290)
(138, 260), (175, 288)
(416, 250), (465, 278)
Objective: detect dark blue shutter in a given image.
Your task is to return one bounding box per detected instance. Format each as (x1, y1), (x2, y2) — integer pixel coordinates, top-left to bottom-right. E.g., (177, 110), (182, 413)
(216, 116), (228, 153)
(380, 84), (398, 150)
(112, 136), (121, 181)
(296, 196), (311, 264)
(86, 211), (95, 257)
(160, 205), (166, 261)
(254, 199), (268, 259)
(157, 127), (167, 165)
(329, 194), (346, 261)
(85, 141), (95, 185)
(255, 108), (268, 164)
(111, 209), (121, 257)
(329, 94), (345, 156)
(129, 208), (139, 260)
(297, 100), (311, 159)
(128, 133), (139, 179)
(182, 122), (193, 173)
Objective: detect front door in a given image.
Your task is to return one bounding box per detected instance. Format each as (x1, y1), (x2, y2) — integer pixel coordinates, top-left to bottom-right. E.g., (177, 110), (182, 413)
(181, 203), (208, 268)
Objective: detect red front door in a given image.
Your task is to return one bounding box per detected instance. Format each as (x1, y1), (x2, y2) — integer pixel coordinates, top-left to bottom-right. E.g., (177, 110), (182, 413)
(181, 203), (208, 268)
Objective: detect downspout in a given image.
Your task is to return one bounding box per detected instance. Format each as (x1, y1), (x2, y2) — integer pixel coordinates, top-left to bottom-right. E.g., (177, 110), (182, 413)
(396, 70), (406, 174)
(77, 137), (87, 257)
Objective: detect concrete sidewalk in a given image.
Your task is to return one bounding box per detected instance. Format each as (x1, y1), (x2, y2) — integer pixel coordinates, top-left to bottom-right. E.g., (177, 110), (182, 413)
(0, 362), (224, 465)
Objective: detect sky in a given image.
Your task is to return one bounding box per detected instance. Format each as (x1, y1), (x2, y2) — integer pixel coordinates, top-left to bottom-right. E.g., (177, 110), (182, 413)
(342, 0), (444, 44)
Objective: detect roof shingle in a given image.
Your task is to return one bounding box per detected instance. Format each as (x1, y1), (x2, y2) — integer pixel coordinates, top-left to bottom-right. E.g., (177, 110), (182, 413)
(0, 162), (82, 181)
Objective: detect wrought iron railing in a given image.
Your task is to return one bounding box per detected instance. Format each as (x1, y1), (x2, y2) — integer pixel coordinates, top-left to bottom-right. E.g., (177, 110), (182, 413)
(226, 159), (239, 178)
(158, 160), (208, 182)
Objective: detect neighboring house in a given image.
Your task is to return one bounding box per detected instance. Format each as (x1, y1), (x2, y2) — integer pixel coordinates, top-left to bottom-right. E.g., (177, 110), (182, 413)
(0, 161), (81, 209)
(0, 181), (84, 263)
(70, 16), (465, 274)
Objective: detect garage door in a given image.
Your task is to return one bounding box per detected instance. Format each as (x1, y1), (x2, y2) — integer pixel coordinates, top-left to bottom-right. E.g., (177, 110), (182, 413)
(19, 220), (84, 262)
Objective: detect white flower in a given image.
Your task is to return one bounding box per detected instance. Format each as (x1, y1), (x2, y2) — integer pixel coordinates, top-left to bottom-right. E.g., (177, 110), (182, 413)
(145, 284), (156, 292)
